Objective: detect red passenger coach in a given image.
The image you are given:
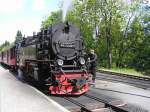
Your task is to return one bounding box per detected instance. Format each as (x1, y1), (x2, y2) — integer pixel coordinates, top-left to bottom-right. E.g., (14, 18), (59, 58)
(0, 52), (2, 63)
(9, 47), (17, 66)
(2, 51), (7, 64)
(0, 46), (17, 68)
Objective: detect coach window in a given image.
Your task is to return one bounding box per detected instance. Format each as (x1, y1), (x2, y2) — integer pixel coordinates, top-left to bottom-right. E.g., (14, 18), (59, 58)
(11, 48), (15, 59)
(10, 48), (13, 59)
(2, 52), (3, 60)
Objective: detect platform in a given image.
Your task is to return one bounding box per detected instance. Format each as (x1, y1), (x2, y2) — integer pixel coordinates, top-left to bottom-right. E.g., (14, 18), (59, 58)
(0, 66), (70, 112)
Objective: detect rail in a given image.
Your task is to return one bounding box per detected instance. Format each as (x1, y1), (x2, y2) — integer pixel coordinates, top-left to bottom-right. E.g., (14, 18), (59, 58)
(84, 94), (128, 112)
(98, 70), (150, 82)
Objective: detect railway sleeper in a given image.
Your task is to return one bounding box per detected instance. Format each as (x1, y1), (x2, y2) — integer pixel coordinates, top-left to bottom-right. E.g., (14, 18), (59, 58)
(64, 97), (112, 112)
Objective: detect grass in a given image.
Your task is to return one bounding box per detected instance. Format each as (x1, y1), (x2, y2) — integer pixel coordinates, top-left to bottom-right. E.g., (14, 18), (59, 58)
(99, 67), (149, 77)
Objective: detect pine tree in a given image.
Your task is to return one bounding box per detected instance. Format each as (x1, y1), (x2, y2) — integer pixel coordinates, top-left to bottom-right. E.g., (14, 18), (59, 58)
(15, 30), (23, 43)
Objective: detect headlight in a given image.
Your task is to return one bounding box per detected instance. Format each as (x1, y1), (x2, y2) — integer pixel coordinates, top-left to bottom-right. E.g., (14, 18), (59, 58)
(79, 57), (85, 65)
(57, 59), (64, 66)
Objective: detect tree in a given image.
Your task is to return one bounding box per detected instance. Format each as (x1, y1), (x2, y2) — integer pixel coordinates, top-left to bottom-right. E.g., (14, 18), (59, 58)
(131, 5), (150, 75)
(132, 35), (150, 75)
(0, 40), (10, 52)
(66, 0), (96, 54)
(115, 0), (141, 67)
(41, 10), (63, 29)
(15, 30), (23, 43)
(67, 0), (127, 68)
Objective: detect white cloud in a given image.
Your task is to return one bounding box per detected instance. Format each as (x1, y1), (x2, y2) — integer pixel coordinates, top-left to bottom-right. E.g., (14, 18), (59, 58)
(0, 0), (25, 13)
(32, 0), (47, 12)
(0, 17), (42, 44)
(0, 0), (60, 45)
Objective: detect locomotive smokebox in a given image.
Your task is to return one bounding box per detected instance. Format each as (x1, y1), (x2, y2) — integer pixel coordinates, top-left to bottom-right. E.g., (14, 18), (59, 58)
(51, 22), (82, 60)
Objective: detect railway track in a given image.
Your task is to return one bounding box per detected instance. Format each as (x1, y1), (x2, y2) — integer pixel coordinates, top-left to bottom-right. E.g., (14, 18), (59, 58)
(61, 92), (127, 112)
(83, 93), (127, 112)
(59, 90), (148, 112)
(98, 70), (150, 81)
(62, 92), (147, 112)
(63, 97), (107, 112)
(97, 70), (150, 89)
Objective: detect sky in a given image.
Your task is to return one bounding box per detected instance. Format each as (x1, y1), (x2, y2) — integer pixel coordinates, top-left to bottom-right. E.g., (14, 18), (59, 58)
(0, 0), (61, 45)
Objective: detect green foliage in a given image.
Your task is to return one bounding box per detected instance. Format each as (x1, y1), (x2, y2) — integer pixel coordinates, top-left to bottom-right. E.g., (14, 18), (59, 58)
(15, 30), (23, 44)
(66, 0), (134, 68)
(41, 10), (63, 29)
(66, 3), (95, 51)
(132, 36), (150, 75)
(130, 13), (150, 75)
(0, 40), (10, 52)
(0, 30), (22, 53)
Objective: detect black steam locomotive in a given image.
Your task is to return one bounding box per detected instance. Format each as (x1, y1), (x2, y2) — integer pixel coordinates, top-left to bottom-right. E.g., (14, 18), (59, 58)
(15, 22), (91, 95)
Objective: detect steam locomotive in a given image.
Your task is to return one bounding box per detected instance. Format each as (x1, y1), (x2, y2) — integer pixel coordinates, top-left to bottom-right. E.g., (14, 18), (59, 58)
(0, 22), (91, 95)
